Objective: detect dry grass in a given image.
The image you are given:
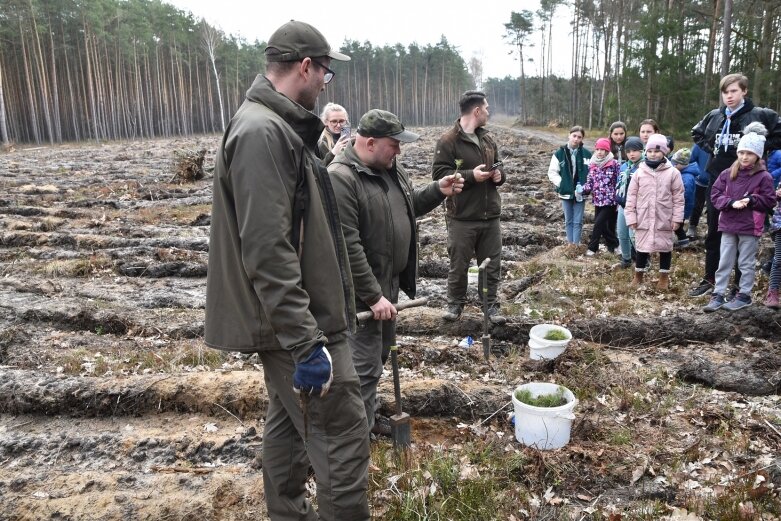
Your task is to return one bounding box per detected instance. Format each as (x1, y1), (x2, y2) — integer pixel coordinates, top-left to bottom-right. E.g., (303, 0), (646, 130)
(40, 255), (113, 278)
(53, 340), (226, 376)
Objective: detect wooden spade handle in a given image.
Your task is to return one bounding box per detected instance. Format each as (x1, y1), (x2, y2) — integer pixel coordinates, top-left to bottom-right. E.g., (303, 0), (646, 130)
(355, 297), (428, 322)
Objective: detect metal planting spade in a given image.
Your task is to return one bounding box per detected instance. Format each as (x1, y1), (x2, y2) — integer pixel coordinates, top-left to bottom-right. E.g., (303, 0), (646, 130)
(389, 341), (411, 448)
(356, 297), (427, 448)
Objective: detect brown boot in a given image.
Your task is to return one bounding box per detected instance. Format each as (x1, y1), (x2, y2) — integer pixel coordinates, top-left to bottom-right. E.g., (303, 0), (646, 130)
(631, 270), (644, 286)
(657, 272), (670, 290)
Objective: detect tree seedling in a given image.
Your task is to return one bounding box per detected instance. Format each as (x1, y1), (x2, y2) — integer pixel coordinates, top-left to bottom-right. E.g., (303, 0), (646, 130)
(515, 386), (568, 407)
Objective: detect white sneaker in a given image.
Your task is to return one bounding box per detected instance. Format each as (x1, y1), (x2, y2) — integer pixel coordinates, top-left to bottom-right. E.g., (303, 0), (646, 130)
(585, 250), (596, 257)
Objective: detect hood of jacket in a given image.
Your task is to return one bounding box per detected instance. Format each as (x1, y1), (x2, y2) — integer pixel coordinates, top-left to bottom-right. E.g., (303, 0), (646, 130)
(246, 75), (324, 148)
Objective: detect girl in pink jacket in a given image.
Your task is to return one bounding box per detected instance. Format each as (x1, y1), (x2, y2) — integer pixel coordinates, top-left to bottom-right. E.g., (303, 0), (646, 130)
(625, 134), (685, 290)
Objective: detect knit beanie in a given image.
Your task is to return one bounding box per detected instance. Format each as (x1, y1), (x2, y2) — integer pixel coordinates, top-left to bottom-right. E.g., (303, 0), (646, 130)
(646, 134), (669, 155)
(737, 122), (768, 158)
(595, 138), (612, 152)
(671, 148), (691, 166)
(624, 136), (643, 152)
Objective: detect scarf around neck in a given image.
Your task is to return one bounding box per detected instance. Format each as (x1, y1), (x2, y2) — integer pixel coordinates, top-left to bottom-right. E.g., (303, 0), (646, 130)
(719, 101), (745, 152)
(645, 157), (665, 169)
(590, 151), (615, 168)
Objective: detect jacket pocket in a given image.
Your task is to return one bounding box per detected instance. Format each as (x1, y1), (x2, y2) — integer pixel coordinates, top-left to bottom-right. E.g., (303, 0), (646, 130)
(636, 206), (650, 230)
(656, 198), (672, 231)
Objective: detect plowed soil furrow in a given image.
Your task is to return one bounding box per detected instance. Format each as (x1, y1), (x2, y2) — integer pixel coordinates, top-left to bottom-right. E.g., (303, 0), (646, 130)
(1, 127), (780, 520)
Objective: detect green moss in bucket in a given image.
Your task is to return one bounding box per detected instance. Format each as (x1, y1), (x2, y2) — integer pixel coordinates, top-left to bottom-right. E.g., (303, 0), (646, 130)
(543, 329), (568, 341)
(515, 386), (568, 407)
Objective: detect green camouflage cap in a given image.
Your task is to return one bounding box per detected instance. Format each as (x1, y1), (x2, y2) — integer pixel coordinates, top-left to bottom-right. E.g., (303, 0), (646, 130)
(671, 147), (691, 166)
(357, 109), (419, 143)
(265, 20), (350, 62)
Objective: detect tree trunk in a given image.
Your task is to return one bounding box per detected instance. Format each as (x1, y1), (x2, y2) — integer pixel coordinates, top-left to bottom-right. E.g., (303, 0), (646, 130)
(48, 17), (61, 142)
(615, 0), (624, 121)
(752, 1), (775, 105)
(201, 23), (225, 132)
(645, 0), (658, 118)
(703, 0), (722, 106)
(0, 59), (9, 145)
(720, 0), (733, 77)
(28, 0), (54, 144)
(20, 20), (41, 144)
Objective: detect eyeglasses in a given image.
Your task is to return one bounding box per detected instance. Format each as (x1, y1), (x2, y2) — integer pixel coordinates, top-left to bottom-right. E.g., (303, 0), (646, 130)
(328, 119), (347, 125)
(310, 58), (335, 84)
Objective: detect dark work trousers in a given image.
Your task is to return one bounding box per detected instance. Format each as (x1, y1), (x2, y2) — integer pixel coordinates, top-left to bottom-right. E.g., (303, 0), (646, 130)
(704, 182), (741, 285)
(588, 205), (619, 253)
(446, 217), (502, 307)
(690, 184), (707, 228)
(347, 275), (400, 434)
(259, 339), (370, 521)
(347, 315), (395, 434)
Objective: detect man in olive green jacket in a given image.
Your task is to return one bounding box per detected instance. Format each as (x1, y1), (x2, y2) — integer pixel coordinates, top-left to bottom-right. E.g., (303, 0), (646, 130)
(205, 20), (369, 521)
(432, 90), (506, 324)
(329, 110), (463, 435)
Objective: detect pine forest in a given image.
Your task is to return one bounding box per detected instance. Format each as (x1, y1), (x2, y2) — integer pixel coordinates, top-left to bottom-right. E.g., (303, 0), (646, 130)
(1, 0), (780, 145)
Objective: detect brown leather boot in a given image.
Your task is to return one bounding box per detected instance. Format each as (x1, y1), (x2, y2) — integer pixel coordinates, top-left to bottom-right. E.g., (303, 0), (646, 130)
(631, 270), (644, 286)
(657, 272), (670, 290)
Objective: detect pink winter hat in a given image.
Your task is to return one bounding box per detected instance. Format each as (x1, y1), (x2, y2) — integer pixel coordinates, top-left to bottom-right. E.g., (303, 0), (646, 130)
(594, 138), (612, 152)
(646, 133), (669, 154)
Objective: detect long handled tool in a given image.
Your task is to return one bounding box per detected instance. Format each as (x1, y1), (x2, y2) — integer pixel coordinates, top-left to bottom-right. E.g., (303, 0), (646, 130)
(356, 298), (427, 449)
(388, 339), (410, 449)
(479, 257), (492, 363)
(355, 297), (428, 322)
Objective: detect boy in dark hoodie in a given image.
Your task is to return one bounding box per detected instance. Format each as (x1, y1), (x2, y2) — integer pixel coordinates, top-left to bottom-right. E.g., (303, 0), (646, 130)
(689, 73), (781, 297)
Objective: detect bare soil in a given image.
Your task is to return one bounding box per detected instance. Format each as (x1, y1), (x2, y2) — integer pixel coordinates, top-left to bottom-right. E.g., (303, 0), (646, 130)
(1, 127), (780, 520)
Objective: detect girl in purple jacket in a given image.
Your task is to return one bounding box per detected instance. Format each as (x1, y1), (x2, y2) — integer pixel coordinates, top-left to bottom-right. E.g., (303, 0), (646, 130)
(582, 138), (620, 256)
(704, 124), (776, 312)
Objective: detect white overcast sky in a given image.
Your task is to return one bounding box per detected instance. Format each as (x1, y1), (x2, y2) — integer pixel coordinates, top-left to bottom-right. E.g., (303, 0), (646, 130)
(166, 0), (573, 80)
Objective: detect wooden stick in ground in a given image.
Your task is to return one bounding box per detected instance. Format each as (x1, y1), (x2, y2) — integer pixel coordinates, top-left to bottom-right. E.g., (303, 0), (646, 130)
(479, 257), (492, 363)
(355, 297), (428, 322)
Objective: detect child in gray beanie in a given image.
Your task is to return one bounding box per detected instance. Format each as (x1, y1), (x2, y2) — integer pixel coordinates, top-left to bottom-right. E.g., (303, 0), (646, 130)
(704, 122), (777, 312)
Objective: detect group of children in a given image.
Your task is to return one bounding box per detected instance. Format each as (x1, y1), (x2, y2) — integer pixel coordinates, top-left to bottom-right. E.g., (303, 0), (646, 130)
(548, 121), (781, 310)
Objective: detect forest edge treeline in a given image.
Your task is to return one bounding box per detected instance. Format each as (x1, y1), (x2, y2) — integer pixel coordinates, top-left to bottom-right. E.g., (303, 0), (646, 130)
(1, 0), (779, 146)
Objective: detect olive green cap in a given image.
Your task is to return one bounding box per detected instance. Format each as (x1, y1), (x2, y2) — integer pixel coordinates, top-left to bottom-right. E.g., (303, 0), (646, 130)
(356, 109), (419, 143)
(265, 20), (350, 62)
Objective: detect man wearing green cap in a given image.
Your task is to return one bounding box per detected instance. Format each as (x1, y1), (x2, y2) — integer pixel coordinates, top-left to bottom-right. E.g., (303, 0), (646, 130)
(329, 109), (464, 436)
(205, 20), (370, 520)
(433, 90), (506, 324)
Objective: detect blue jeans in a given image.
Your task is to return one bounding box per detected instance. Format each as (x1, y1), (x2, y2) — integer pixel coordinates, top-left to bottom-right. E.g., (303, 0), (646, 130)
(616, 206), (635, 261)
(561, 198), (585, 244)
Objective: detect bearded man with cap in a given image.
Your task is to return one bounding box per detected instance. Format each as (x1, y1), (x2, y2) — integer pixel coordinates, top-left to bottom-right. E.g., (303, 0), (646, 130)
(433, 90), (507, 324)
(328, 109), (464, 436)
(205, 20), (370, 520)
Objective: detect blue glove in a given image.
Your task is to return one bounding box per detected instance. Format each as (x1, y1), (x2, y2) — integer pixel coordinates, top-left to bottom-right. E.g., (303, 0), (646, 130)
(293, 344), (333, 397)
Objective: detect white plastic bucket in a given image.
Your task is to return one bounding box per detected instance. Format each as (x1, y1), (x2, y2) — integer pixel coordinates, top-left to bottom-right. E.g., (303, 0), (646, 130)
(467, 268), (479, 285)
(528, 338), (567, 360)
(528, 324), (571, 360)
(512, 382), (578, 450)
